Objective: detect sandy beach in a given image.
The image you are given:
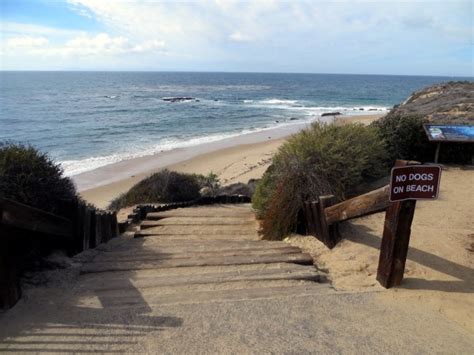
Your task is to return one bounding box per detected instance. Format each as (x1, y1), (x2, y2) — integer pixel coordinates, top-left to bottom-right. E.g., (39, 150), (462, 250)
(79, 114), (382, 208)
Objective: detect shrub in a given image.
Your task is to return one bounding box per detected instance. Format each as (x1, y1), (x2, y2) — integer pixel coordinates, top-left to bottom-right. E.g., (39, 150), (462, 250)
(194, 171), (220, 196)
(218, 179), (259, 199)
(0, 142), (77, 216)
(108, 169), (206, 210)
(373, 114), (474, 164)
(372, 114), (433, 164)
(252, 122), (388, 240)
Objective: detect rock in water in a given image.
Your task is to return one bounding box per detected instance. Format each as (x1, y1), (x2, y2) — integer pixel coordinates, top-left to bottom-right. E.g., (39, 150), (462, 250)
(162, 97), (195, 103)
(321, 112), (342, 117)
(387, 81), (474, 123)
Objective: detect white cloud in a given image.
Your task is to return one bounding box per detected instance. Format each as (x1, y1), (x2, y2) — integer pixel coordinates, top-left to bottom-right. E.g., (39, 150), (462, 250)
(1, 0), (472, 74)
(2, 27), (165, 60)
(6, 36), (49, 48)
(229, 31), (253, 42)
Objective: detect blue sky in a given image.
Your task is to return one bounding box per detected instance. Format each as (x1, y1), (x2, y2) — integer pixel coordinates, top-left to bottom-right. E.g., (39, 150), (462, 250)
(1, 0), (472, 76)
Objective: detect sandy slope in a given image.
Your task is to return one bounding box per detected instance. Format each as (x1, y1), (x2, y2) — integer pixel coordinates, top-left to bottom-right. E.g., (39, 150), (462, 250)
(287, 166), (474, 333)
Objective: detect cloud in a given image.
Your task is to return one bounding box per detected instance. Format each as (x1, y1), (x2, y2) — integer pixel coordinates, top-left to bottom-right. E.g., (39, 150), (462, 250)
(6, 36), (49, 48)
(1, 0), (472, 75)
(229, 31), (253, 42)
(2, 25), (165, 59)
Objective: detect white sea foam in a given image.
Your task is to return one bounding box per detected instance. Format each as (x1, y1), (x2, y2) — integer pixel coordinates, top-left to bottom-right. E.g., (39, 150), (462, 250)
(259, 99), (299, 105)
(60, 101), (389, 177)
(60, 118), (316, 177)
(243, 98), (389, 113)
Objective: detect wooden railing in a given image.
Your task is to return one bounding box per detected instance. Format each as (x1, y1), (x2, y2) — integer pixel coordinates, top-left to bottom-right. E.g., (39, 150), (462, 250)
(0, 198), (119, 310)
(302, 160), (419, 289)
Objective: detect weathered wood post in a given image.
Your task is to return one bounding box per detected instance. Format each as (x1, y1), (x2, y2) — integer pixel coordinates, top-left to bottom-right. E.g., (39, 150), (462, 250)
(377, 160), (419, 288)
(0, 226), (21, 310)
(303, 196), (340, 249)
(89, 209), (96, 248)
(75, 202), (85, 253)
(82, 207), (91, 251)
(317, 195), (340, 249)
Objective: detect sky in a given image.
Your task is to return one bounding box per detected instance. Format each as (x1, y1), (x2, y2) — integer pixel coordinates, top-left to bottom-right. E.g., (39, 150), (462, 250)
(0, 0), (472, 76)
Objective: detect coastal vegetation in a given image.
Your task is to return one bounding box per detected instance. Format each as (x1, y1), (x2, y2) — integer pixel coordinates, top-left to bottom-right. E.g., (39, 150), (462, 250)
(108, 169), (220, 210)
(0, 142), (77, 216)
(252, 123), (388, 240)
(253, 81), (474, 240)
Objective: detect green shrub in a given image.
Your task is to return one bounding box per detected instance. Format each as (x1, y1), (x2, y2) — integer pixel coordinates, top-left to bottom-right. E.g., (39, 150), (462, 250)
(108, 169), (206, 210)
(372, 114), (433, 164)
(373, 114), (474, 164)
(217, 179), (258, 198)
(194, 171), (220, 196)
(0, 142), (77, 216)
(253, 122), (388, 240)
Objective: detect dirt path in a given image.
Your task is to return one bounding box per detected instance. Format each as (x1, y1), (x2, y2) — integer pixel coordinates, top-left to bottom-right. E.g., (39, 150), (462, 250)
(1, 204), (473, 353)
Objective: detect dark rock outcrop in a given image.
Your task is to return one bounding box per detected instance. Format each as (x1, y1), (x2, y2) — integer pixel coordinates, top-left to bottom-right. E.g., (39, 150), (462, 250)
(386, 81), (474, 123)
(321, 112), (342, 117)
(162, 97), (195, 103)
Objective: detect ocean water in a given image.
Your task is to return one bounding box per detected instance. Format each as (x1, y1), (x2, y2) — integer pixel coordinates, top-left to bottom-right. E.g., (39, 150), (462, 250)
(0, 72), (467, 176)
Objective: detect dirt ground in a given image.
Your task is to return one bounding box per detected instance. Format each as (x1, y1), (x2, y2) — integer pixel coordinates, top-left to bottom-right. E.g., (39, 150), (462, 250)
(287, 166), (474, 333)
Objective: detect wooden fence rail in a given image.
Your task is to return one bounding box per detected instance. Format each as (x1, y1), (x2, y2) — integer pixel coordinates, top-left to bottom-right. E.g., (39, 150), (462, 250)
(0, 198), (119, 310)
(0, 199), (73, 238)
(302, 160), (419, 289)
(324, 185), (390, 225)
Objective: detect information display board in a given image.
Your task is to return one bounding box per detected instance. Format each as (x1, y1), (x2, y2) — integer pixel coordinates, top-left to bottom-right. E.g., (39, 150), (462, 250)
(423, 124), (474, 142)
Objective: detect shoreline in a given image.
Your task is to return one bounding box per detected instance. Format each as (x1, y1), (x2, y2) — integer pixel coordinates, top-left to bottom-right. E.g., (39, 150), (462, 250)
(79, 114), (382, 208)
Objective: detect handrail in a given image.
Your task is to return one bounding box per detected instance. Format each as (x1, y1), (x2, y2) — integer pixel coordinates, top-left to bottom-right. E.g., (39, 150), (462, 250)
(0, 198), (73, 238)
(324, 185), (390, 225)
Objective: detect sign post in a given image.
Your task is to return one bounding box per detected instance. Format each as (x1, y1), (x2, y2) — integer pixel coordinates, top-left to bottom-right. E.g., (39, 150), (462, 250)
(377, 160), (441, 288)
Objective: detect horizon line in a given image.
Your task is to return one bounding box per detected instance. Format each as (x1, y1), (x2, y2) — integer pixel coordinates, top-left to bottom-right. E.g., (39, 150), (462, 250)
(0, 69), (472, 79)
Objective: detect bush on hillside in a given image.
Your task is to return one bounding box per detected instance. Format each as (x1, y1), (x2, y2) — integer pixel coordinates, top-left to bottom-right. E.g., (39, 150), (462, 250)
(373, 114), (474, 164)
(108, 169), (211, 210)
(372, 114), (433, 164)
(252, 122), (388, 240)
(218, 179), (259, 198)
(0, 142), (77, 216)
(194, 171), (221, 196)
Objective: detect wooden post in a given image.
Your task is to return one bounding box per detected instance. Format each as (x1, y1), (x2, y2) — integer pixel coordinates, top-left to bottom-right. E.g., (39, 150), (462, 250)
(377, 160), (418, 288)
(0, 226), (21, 310)
(303, 202), (315, 235)
(83, 208), (91, 250)
(95, 212), (103, 246)
(89, 209), (96, 248)
(303, 197), (340, 249)
(310, 201), (323, 237)
(434, 142), (441, 163)
(75, 202), (86, 253)
(318, 195), (340, 249)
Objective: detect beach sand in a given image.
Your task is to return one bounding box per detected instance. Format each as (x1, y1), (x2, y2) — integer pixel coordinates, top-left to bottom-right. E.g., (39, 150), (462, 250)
(79, 114), (382, 208)
(287, 166), (474, 333)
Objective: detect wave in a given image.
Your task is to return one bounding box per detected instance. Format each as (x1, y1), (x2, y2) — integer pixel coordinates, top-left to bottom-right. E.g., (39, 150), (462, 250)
(60, 118), (317, 177)
(258, 99), (299, 105)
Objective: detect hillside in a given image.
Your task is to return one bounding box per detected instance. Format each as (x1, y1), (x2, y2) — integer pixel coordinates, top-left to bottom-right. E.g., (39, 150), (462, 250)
(387, 81), (474, 123)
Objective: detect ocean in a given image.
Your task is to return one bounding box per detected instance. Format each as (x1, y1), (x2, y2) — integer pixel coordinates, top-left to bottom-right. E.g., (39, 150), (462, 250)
(0, 72), (467, 177)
